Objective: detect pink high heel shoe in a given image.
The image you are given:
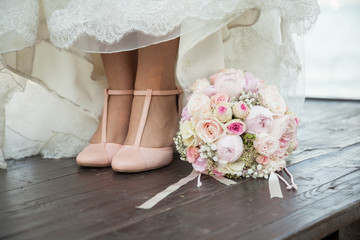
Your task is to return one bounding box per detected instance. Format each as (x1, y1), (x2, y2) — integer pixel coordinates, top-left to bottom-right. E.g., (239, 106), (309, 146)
(76, 88), (134, 167)
(111, 89), (181, 172)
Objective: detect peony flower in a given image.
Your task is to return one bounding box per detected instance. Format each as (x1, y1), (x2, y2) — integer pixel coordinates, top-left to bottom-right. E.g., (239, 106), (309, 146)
(245, 106), (273, 134)
(187, 92), (211, 116)
(181, 106), (191, 122)
(192, 157), (207, 172)
(195, 117), (226, 143)
(211, 92), (230, 106)
(202, 86), (218, 97)
(254, 133), (279, 157)
(213, 102), (232, 123)
(216, 135), (244, 163)
(186, 146), (200, 163)
(260, 85), (286, 116)
(243, 72), (261, 93)
(180, 120), (196, 146)
(191, 78), (210, 93)
(232, 101), (249, 119)
(225, 119), (246, 135)
(212, 69), (245, 98)
(256, 155), (270, 165)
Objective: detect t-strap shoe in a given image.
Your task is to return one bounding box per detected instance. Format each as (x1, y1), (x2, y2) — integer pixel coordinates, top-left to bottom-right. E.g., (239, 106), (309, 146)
(76, 88), (134, 167)
(111, 89), (181, 172)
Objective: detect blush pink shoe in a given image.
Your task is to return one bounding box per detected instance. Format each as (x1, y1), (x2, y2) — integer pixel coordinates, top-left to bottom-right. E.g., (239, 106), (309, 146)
(76, 88), (134, 167)
(111, 89), (181, 172)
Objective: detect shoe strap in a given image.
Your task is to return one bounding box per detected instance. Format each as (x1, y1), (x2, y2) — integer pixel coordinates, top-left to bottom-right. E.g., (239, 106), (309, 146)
(133, 89), (181, 147)
(101, 88), (134, 143)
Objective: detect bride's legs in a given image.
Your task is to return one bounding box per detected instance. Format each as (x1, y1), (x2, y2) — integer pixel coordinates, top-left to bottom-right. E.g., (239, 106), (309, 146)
(124, 38), (179, 148)
(90, 51), (137, 144)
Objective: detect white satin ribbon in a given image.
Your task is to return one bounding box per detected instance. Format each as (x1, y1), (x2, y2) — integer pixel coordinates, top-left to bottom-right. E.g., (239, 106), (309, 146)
(137, 170), (238, 209)
(137, 170), (199, 209)
(211, 175), (237, 186)
(269, 172), (284, 198)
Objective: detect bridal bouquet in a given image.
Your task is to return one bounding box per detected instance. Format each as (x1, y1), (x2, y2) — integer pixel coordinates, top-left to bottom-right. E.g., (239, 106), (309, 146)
(174, 69), (299, 180)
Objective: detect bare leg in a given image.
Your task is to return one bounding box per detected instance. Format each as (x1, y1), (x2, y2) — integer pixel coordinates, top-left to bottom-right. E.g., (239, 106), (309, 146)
(124, 38), (179, 148)
(91, 51), (137, 144)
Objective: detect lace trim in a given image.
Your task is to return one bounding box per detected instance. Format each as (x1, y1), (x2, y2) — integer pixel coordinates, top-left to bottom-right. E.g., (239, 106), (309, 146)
(43, 0), (319, 49)
(0, 0), (39, 46)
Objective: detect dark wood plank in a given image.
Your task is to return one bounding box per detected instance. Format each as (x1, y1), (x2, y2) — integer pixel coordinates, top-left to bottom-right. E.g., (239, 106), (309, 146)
(0, 99), (359, 240)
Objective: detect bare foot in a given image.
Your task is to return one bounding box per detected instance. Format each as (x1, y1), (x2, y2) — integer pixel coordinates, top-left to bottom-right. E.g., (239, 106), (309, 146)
(124, 94), (178, 148)
(90, 95), (133, 144)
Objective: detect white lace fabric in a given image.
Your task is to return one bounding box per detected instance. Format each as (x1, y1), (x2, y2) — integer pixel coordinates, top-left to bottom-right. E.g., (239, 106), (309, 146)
(0, 0), (320, 167)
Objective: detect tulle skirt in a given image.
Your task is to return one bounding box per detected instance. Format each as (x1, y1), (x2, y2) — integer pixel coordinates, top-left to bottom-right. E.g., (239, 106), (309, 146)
(0, 0), (320, 167)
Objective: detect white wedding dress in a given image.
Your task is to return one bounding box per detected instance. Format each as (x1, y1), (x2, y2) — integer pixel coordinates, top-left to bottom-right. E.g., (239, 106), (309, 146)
(0, 0), (320, 168)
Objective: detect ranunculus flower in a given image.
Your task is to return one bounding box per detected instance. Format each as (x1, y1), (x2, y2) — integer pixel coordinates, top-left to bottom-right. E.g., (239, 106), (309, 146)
(212, 69), (245, 98)
(260, 85), (286, 116)
(195, 117), (226, 143)
(180, 120), (196, 146)
(192, 157), (207, 172)
(245, 106), (273, 134)
(243, 72), (261, 93)
(191, 78), (210, 93)
(181, 106), (191, 122)
(216, 135), (244, 163)
(211, 92), (230, 106)
(254, 133), (279, 157)
(186, 146), (200, 163)
(202, 86), (218, 97)
(232, 101), (249, 119)
(213, 102), (232, 123)
(225, 119), (246, 135)
(187, 92), (211, 116)
(256, 155), (270, 165)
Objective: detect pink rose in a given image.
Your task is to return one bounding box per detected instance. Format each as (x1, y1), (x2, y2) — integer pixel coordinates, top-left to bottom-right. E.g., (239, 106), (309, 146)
(211, 93), (230, 106)
(216, 135), (244, 163)
(213, 102), (232, 123)
(232, 101), (249, 119)
(195, 117), (226, 143)
(212, 69), (245, 97)
(191, 78), (210, 93)
(260, 86), (286, 116)
(270, 115), (298, 156)
(187, 92), (211, 116)
(225, 119), (246, 135)
(266, 159), (286, 172)
(254, 133), (279, 157)
(192, 157), (207, 172)
(243, 72), (261, 93)
(181, 106), (191, 122)
(186, 146), (200, 163)
(245, 106), (273, 134)
(256, 155), (270, 165)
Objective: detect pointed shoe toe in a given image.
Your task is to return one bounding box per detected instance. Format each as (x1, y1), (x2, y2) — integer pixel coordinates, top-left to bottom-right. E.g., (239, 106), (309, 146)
(111, 145), (173, 172)
(76, 143), (121, 167)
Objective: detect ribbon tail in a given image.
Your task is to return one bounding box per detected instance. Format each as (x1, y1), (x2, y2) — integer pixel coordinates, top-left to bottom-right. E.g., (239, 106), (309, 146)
(137, 170), (199, 209)
(211, 175), (237, 186)
(269, 172), (283, 198)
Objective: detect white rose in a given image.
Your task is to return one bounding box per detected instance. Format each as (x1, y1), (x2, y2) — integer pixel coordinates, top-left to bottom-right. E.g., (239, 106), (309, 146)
(180, 120), (196, 146)
(191, 78), (210, 93)
(187, 92), (211, 116)
(260, 86), (286, 116)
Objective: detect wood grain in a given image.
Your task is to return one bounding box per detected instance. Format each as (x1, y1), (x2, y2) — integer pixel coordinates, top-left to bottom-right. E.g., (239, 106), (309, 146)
(0, 99), (359, 240)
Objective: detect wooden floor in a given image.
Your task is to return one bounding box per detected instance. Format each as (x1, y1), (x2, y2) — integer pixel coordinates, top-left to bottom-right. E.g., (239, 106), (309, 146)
(0, 99), (359, 240)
